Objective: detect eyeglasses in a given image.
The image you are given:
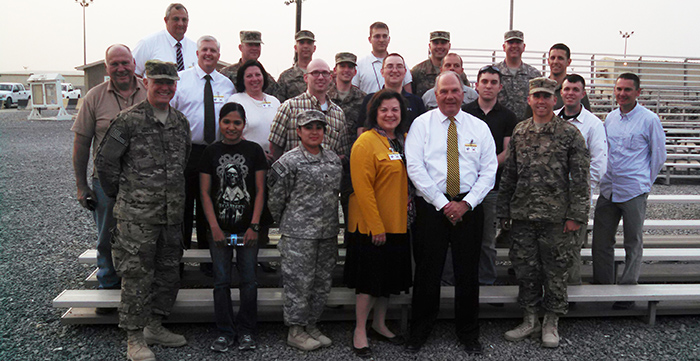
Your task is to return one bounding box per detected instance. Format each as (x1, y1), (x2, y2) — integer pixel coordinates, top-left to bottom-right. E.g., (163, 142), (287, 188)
(383, 64), (405, 71)
(479, 65), (500, 73)
(309, 70), (332, 78)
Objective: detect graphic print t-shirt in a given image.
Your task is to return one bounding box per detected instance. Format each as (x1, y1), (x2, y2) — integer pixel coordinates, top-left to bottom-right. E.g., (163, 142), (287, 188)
(199, 140), (268, 234)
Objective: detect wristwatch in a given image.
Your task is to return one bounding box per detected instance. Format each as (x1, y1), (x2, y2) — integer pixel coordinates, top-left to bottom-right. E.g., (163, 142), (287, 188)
(250, 223), (261, 232)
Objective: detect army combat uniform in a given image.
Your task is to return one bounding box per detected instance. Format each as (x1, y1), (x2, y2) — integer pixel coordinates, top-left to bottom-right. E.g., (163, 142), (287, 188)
(495, 60), (542, 120)
(267, 145), (342, 327)
(275, 65), (307, 104)
(95, 99), (191, 330)
(497, 116), (589, 314)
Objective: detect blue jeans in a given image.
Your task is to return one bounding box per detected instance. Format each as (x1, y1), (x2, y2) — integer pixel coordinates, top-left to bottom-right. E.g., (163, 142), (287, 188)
(92, 178), (120, 289)
(209, 232), (259, 337)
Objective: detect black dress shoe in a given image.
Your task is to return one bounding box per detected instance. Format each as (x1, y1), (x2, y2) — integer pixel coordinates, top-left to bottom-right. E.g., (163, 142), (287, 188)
(461, 339), (482, 355)
(368, 327), (405, 345)
(405, 337), (424, 353)
(352, 338), (373, 359)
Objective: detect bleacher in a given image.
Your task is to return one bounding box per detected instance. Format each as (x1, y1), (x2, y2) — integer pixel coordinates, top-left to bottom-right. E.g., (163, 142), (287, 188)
(53, 195), (700, 328)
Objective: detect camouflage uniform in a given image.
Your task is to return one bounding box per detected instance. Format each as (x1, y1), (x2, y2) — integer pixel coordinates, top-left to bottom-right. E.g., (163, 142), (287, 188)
(497, 116), (590, 314)
(268, 145), (342, 326)
(495, 60), (542, 120)
(219, 60), (279, 95)
(411, 59), (471, 98)
(95, 99), (191, 330)
(327, 84), (366, 146)
(275, 66), (307, 103)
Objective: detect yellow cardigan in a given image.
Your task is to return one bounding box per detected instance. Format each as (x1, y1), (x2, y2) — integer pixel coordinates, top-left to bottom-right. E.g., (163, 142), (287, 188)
(348, 129), (408, 235)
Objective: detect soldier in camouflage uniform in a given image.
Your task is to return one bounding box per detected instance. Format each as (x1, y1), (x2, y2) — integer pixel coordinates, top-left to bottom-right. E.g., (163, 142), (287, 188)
(411, 31), (470, 97)
(495, 30), (542, 120)
(268, 110), (342, 351)
(497, 77), (589, 349)
(275, 30), (316, 103)
(219, 31), (278, 94)
(95, 60), (191, 361)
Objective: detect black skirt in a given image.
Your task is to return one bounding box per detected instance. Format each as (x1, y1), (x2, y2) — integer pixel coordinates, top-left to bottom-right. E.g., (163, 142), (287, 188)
(343, 230), (412, 297)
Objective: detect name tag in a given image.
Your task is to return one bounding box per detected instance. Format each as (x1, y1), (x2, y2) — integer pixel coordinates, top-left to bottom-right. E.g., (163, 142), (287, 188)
(214, 95), (226, 103)
(261, 101), (272, 108)
(464, 143), (478, 153)
(388, 152), (402, 160)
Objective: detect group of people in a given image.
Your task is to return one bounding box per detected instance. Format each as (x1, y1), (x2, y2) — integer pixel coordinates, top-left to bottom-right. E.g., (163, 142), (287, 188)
(70, 3), (668, 360)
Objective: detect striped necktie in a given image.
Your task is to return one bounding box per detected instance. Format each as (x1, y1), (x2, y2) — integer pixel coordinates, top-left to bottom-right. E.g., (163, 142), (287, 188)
(446, 116), (460, 199)
(175, 42), (184, 71)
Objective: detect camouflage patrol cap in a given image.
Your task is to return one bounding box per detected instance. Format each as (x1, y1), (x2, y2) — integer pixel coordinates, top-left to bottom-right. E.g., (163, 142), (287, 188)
(295, 30), (315, 42)
(240, 30), (263, 44)
(529, 77), (557, 95)
(297, 110), (327, 127)
(504, 30), (524, 42)
(144, 60), (180, 81)
(430, 31), (450, 42)
(335, 52), (357, 66)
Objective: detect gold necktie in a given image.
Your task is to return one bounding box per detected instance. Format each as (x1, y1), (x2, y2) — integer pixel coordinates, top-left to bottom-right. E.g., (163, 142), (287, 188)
(446, 116), (460, 199)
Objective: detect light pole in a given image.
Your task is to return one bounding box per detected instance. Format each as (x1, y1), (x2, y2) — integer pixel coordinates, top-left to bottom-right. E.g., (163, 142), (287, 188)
(509, 0), (514, 30)
(620, 30), (634, 63)
(76, 0), (93, 65)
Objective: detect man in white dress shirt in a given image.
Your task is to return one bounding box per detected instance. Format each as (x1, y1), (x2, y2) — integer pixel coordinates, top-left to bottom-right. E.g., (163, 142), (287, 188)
(171, 35), (235, 257)
(133, 3), (197, 76)
(555, 74), (607, 285)
(352, 22), (412, 94)
(405, 71), (497, 355)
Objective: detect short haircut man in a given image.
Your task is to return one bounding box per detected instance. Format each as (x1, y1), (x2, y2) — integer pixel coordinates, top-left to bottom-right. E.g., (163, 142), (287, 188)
(405, 71), (497, 355)
(132, 3), (197, 76)
(274, 30), (316, 103)
(592, 73), (666, 309)
(411, 31), (455, 97)
(171, 35), (235, 252)
(352, 22), (412, 94)
(524, 43), (591, 118)
(555, 74), (608, 285)
(220, 30), (278, 93)
(495, 30), (542, 120)
(498, 77), (590, 348)
(71, 44), (147, 295)
(95, 60), (191, 360)
(355, 53), (426, 136)
(269, 58), (351, 161)
(462, 64), (519, 286)
(421, 53), (479, 110)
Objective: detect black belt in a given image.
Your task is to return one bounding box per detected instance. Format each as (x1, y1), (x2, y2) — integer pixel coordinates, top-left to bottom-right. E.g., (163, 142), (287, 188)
(444, 192), (468, 202)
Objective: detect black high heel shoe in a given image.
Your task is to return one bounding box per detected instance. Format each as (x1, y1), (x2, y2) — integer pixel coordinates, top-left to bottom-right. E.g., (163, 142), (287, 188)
(352, 335), (373, 359)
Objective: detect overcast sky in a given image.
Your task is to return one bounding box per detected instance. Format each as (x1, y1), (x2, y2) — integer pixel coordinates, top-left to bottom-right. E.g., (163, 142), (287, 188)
(2, 0), (699, 78)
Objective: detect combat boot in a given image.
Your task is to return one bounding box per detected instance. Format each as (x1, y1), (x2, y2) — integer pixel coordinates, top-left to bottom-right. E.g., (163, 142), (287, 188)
(287, 325), (322, 351)
(306, 324), (332, 347)
(542, 312), (560, 348)
(144, 318), (187, 347)
(504, 311), (541, 341)
(127, 331), (155, 361)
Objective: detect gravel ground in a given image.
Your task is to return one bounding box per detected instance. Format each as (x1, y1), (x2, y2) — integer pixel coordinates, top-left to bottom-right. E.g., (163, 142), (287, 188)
(1, 109), (700, 361)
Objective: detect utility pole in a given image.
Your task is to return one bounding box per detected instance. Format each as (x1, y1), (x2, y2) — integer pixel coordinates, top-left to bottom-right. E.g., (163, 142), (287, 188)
(76, 0), (93, 65)
(509, 0), (514, 30)
(284, 0), (304, 64)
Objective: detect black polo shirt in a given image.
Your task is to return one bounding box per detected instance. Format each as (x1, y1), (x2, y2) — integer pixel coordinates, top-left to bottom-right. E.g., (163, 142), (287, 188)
(463, 99), (519, 190)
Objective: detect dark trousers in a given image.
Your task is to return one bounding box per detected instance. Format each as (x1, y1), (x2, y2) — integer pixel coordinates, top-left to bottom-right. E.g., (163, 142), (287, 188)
(410, 197), (482, 342)
(183, 144), (208, 250)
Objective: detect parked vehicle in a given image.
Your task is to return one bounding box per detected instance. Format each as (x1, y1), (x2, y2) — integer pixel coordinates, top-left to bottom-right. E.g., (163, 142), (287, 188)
(0, 83), (31, 108)
(61, 83), (81, 99)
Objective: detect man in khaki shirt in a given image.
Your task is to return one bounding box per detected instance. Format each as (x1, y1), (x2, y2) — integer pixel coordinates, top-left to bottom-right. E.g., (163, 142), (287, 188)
(71, 44), (146, 301)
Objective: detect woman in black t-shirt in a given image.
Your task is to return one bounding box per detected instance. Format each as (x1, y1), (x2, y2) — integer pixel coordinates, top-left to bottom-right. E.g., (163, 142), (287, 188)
(200, 102), (268, 353)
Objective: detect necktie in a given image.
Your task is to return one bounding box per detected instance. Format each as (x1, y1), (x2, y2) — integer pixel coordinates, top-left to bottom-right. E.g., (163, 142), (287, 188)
(204, 74), (215, 144)
(175, 42), (184, 71)
(446, 116), (460, 199)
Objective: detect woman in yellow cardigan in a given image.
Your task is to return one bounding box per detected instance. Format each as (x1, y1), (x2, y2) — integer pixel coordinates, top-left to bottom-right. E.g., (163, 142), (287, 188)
(345, 89), (413, 358)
